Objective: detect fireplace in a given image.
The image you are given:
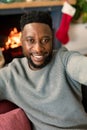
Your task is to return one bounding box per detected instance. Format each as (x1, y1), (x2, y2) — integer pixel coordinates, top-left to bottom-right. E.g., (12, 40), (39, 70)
(0, 14), (24, 64)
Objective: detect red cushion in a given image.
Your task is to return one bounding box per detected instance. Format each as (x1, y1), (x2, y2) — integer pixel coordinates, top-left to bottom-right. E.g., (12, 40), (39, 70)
(0, 100), (18, 114)
(0, 108), (31, 130)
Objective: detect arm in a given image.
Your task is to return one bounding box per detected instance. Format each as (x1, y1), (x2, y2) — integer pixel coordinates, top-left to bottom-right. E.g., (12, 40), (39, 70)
(0, 65), (10, 100)
(66, 53), (87, 85)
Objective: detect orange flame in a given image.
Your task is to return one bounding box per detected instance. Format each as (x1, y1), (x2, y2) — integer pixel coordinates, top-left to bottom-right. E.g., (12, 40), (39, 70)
(5, 27), (21, 49)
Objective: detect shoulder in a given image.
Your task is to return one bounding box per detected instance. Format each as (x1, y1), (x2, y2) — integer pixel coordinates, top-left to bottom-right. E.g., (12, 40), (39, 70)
(58, 47), (81, 64)
(53, 47), (69, 62)
(53, 47), (82, 68)
(0, 57), (27, 75)
(53, 47), (68, 57)
(9, 57), (26, 67)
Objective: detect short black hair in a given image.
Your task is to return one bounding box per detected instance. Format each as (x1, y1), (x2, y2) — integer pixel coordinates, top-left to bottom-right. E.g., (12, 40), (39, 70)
(20, 10), (53, 30)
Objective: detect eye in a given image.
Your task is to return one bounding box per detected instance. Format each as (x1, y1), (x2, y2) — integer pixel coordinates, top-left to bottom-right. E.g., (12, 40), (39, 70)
(41, 38), (50, 44)
(26, 38), (35, 44)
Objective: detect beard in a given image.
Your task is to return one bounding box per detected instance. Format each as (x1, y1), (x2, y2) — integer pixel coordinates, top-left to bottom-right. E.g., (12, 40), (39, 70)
(27, 52), (52, 70)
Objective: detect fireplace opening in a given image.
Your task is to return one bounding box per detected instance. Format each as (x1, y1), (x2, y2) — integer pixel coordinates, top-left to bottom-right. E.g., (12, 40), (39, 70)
(0, 14), (24, 64)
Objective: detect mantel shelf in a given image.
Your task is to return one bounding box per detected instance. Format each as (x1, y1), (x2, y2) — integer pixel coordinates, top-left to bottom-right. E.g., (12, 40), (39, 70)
(0, 0), (76, 10)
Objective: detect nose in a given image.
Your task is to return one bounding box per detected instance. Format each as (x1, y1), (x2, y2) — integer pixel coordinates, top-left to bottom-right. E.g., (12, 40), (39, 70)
(34, 43), (44, 52)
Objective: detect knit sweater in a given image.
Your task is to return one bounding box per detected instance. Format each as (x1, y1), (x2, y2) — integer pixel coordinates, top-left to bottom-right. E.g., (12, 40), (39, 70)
(0, 47), (87, 130)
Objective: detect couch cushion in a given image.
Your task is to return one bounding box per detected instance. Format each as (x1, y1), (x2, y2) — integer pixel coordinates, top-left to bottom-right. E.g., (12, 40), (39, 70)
(0, 100), (18, 114)
(0, 108), (31, 130)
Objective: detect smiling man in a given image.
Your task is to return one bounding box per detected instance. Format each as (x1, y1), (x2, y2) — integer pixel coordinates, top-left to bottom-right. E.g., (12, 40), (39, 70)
(0, 10), (87, 130)
(21, 19), (53, 70)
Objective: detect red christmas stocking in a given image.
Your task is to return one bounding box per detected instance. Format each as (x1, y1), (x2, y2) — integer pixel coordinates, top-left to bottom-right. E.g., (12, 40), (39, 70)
(56, 2), (76, 44)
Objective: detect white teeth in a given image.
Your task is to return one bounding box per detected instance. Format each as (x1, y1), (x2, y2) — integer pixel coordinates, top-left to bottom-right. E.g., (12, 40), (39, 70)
(33, 54), (43, 58)
(34, 55), (43, 58)
(32, 55), (44, 61)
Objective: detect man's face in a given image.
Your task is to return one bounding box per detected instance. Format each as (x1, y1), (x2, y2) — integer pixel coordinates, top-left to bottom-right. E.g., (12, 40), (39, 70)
(21, 23), (53, 70)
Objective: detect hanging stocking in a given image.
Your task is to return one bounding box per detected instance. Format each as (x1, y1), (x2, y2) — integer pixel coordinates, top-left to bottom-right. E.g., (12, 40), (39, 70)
(56, 1), (76, 44)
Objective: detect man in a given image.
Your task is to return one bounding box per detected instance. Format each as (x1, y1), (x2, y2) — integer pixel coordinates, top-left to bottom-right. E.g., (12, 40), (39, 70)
(0, 10), (87, 130)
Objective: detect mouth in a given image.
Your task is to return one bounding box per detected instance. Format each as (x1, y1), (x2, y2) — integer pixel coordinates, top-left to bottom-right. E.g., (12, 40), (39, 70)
(31, 54), (45, 62)
(28, 52), (52, 70)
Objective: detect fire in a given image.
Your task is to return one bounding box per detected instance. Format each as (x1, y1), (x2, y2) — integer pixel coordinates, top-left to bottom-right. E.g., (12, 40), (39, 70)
(5, 27), (21, 49)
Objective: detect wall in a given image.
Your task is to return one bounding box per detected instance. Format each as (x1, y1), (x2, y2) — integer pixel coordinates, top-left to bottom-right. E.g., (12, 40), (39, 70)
(64, 23), (87, 55)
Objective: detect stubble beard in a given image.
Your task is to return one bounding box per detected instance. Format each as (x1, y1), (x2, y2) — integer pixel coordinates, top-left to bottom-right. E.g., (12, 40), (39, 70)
(27, 52), (53, 70)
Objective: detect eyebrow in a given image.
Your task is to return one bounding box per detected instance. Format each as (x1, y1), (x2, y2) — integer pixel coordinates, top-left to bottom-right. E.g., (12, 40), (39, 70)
(25, 35), (52, 39)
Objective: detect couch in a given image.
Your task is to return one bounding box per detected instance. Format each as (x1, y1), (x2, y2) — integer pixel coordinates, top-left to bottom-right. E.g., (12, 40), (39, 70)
(0, 100), (31, 130)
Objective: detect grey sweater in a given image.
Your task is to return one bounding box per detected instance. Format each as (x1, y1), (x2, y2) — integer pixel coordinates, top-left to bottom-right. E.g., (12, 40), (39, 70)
(0, 47), (87, 130)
